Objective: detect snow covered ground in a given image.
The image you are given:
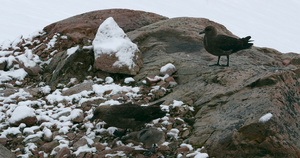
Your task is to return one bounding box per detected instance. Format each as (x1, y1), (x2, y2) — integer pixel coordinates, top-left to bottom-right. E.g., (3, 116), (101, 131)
(0, 0), (300, 53)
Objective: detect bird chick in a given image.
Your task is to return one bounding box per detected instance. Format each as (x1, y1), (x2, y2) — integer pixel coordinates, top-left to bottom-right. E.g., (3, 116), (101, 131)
(123, 128), (165, 155)
(199, 26), (253, 66)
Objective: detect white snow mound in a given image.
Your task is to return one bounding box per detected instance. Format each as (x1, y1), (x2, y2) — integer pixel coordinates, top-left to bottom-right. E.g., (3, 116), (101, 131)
(9, 106), (35, 124)
(92, 17), (139, 69)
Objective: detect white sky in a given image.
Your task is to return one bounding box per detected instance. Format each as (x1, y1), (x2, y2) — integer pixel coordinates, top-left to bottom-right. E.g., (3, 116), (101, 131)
(0, 0), (299, 53)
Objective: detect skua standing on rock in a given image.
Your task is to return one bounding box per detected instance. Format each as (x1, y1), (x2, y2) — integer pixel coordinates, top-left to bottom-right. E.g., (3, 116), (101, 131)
(199, 26), (253, 66)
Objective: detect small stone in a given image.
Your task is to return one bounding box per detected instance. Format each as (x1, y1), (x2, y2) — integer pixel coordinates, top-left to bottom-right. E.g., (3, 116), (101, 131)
(11, 116), (38, 127)
(55, 147), (71, 158)
(40, 140), (59, 153)
(181, 130), (190, 138)
(0, 138), (9, 145)
(146, 76), (161, 86)
(94, 142), (106, 151)
(71, 110), (84, 123)
(73, 138), (88, 151)
(176, 146), (190, 154)
(165, 76), (177, 88)
(160, 63), (176, 76)
(67, 133), (76, 140)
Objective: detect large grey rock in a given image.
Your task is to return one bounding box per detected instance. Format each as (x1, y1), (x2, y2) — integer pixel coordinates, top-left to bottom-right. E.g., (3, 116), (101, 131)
(0, 144), (14, 158)
(128, 17), (300, 157)
(44, 48), (96, 86)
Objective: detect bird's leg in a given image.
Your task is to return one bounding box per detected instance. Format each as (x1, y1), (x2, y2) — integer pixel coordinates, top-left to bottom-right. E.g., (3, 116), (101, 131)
(226, 55), (229, 66)
(209, 56), (221, 66)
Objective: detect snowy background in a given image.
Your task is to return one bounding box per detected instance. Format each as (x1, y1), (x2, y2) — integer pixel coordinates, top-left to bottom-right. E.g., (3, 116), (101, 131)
(0, 0), (300, 53)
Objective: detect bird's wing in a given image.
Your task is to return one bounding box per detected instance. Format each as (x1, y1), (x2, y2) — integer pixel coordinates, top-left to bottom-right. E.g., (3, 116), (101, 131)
(214, 35), (239, 51)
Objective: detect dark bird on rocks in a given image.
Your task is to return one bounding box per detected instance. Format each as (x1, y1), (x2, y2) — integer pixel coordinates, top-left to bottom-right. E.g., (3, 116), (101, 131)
(90, 101), (166, 131)
(122, 128), (165, 155)
(199, 26), (253, 66)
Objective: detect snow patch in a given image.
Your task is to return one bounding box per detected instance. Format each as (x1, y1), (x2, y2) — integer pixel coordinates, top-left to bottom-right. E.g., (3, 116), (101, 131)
(92, 17), (139, 69)
(9, 106), (36, 124)
(124, 77), (135, 84)
(66, 45), (79, 58)
(73, 144), (96, 156)
(259, 113), (273, 123)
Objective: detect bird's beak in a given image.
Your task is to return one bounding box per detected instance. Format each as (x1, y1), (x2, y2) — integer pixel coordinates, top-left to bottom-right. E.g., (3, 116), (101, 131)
(199, 30), (205, 34)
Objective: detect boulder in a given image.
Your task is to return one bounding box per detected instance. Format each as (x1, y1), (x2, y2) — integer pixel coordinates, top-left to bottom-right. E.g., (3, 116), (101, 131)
(9, 106), (37, 127)
(0, 144), (14, 158)
(128, 17), (300, 156)
(43, 9), (168, 44)
(93, 17), (143, 75)
(44, 48), (96, 86)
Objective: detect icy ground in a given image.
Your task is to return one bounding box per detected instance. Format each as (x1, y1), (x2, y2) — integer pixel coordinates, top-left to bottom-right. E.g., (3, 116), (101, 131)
(0, 0), (300, 53)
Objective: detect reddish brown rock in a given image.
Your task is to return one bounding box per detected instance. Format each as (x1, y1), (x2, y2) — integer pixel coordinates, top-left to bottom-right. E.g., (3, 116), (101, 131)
(11, 116), (37, 127)
(19, 62), (41, 76)
(54, 147), (70, 158)
(0, 60), (7, 70)
(93, 52), (143, 75)
(94, 142), (106, 151)
(43, 9), (167, 43)
(40, 140), (59, 153)
(0, 138), (9, 145)
(73, 138), (88, 151)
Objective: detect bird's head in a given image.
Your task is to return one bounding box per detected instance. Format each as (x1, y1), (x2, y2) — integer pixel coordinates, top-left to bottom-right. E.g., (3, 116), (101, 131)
(199, 26), (217, 36)
(90, 105), (110, 122)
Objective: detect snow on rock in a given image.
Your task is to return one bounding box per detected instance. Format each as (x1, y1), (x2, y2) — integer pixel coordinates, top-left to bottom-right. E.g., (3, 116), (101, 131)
(66, 45), (79, 58)
(160, 63), (176, 76)
(124, 77), (135, 84)
(259, 113), (273, 123)
(92, 17), (143, 75)
(43, 127), (53, 142)
(180, 143), (193, 151)
(105, 77), (114, 84)
(9, 105), (37, 126)
(40, 85), (51, 94)
(172, 100), (184, 108)
(92, 83), (140, 98)
(0, 68), (27, 83)
(70, 109), (84, 123)
(73, 144), (96, 156)
(167, 128), (180, 139)
(0, 127), (21, 138)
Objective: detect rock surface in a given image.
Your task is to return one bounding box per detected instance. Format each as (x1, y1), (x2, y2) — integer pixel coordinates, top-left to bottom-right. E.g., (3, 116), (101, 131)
(43, 9), (168, 47)
(93, 17), (143, 75)
(0, 144), (14, 158)
(128, 17), (300, 157)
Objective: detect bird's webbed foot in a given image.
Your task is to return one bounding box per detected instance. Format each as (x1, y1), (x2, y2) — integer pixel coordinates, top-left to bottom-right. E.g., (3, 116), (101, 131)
(209, 63), (229, 67)
(209, 63), (221, 66)
(144, 145), (157, 156)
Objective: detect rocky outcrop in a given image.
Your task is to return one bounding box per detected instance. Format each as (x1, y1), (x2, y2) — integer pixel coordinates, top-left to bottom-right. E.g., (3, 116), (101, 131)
(43, 9), (168, 46)
(127, 17), (300, 157)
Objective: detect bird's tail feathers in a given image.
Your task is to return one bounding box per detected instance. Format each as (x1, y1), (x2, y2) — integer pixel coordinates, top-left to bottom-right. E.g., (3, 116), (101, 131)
(241, 36), (253, 49)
